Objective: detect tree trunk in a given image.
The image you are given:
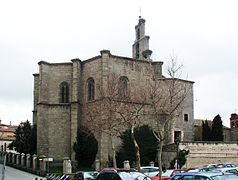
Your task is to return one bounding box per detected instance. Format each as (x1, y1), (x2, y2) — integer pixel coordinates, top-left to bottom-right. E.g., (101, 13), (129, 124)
(131, 125), (141, 171)
(157, 140), (163, 180)
(110, 132), (117, 169)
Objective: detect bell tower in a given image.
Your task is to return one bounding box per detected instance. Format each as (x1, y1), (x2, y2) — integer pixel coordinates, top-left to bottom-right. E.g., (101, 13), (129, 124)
(132, 16), (152, 60)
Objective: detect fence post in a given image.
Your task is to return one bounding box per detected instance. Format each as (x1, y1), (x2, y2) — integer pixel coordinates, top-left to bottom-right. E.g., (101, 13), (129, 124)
(12, 153), (15, 164)
(10, 153), (13, 164)
(21, 153), (25, 167)
(123, 160), (130, 169)
(150, 161), (154, 167)
(63, 157), (72, 174)
(16, 153), (20, 165)
(39, 155), (46, 174)
(32, 154), (37, 170)
(26, 154), (31, 168)
(8, 153), (11, 163)
(95, 159), (100, 171)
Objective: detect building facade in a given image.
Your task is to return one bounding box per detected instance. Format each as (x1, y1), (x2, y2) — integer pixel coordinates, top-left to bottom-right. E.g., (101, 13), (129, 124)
(0, 120), (17, 153)
(230, 113), (238, 131)
(33, 17), (194, 166)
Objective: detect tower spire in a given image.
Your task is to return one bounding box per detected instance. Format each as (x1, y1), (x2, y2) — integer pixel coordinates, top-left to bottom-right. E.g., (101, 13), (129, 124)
(132, 17), (152, 61)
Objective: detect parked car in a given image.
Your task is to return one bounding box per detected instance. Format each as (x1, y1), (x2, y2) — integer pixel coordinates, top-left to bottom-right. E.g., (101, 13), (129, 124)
(215, 163), (238, 168)
(73, 171), (98, 180)
(169, 172), (238, 180)
(212, 167), (238, 175)
(96, 168), (151, 180)
(186, 167), (212, 173)
(151, 169), (184, 180)
(140, 166), (160, 177)
(203, 164), (218, 169)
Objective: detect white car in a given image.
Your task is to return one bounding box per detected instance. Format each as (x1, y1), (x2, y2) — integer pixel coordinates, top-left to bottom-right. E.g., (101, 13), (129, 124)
(213, 167), (238, 175)
(140, 166), (160, 177)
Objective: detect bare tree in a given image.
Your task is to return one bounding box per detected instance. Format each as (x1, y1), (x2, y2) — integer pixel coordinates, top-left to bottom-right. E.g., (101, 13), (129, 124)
(116, 86), (147, 171)
(146, 57), (192, 179)
(84, 73), (124, 168)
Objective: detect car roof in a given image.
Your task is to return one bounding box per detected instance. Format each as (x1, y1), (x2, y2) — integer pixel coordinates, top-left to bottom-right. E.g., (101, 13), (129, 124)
(180, 171), (237, 177)
(215, 167), (238, 171)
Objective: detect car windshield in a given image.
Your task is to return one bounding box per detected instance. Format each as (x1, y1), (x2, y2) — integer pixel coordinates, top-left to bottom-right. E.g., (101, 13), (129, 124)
(162, 170), (173, 176)
(141, 168), (150, 173)
(211, 174), (238, 180)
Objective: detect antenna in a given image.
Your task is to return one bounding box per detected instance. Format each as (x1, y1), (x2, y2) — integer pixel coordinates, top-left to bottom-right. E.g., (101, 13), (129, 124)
(139, 8), (142, 18)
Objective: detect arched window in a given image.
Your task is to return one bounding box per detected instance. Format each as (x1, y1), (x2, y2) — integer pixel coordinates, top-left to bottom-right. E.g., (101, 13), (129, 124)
(87, 78), (95, 101)
(59, 82), (69, 103)
(118, 76), (129, 98)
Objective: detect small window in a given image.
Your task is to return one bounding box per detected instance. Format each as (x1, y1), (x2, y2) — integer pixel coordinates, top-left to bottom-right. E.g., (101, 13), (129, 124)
(137, 28), (140, 40)
(59, 82), (69, 103)
(236, 121), (238, 128)
(87, 78), (95, 101)
(231, 122), (235, 128)
(184, 114), (189, 121)
(174, 131), (181, 143)
(136, 43), (140, 58)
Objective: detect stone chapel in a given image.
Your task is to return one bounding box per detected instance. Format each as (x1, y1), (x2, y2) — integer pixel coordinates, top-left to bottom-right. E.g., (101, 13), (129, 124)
(33, 17), (194, 166)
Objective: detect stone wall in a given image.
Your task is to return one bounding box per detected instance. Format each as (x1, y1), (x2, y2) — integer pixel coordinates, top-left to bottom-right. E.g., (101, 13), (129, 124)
(48, 105), (71, 161)
(162, 142), (238, 169)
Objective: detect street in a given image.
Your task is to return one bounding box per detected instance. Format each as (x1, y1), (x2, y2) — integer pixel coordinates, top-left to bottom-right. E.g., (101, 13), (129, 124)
(0, 164), (46, 180)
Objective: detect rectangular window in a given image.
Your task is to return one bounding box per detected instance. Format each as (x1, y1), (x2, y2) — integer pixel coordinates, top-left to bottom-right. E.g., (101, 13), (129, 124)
(136, 43), (139, 58)
(174, 131), (181, 142)
(137, 28), (140, 40)
(184, 114), (189, 121)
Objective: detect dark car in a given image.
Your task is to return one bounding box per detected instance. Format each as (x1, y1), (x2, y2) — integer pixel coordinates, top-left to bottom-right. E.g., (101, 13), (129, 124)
(96, 168), (151, 180)
(73, 171), (98, 180)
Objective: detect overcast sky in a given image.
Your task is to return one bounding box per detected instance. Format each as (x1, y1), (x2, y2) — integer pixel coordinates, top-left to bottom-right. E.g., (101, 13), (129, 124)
(0, 0), (237, 127)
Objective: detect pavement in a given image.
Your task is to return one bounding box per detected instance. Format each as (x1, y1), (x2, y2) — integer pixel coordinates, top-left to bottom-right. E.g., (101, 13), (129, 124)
(0, 164), (46, 180)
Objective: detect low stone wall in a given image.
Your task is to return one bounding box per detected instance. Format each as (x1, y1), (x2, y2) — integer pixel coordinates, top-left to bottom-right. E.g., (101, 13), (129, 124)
(0, 152), (47, 176)
(0, 151), (73, 178)
(162, 141), (238, 169)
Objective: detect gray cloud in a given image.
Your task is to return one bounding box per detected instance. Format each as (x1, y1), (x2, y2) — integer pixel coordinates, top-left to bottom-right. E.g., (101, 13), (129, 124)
(0, 0), (237, 127)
